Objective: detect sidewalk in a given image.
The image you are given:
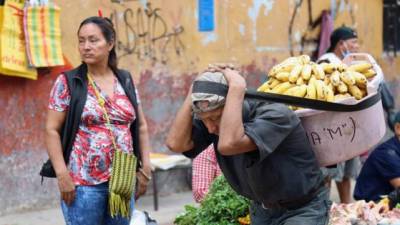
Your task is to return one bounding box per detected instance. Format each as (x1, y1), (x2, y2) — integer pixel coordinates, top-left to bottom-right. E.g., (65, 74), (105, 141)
(0, 191), (195, 225)
(0, 181), (348, 225)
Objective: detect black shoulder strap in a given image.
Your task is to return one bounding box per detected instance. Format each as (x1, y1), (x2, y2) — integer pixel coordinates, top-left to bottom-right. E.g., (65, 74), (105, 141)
(115, 69), (142, 166)
(193, 80), (381, 112)
(117, 69), (138, 106)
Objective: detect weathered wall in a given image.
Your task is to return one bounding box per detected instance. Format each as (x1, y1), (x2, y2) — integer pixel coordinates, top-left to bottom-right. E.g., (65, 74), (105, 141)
(1, 0), (399, 215)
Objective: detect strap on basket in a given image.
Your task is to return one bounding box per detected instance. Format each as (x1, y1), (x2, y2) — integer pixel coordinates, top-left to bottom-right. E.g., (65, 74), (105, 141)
(192, 81), (381, 112)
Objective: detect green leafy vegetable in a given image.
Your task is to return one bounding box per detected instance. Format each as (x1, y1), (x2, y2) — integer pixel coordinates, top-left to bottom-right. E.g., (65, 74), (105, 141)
(174, 176), (250, 225)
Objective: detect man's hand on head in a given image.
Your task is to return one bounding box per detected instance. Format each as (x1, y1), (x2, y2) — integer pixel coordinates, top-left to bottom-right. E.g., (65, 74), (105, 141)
(222, 68), (246, 89)
(206, 63), (237, 73)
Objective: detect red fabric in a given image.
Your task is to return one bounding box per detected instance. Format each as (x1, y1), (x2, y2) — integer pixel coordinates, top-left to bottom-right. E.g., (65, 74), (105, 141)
(318, 10), (334, 58)
(192, 145), (222, 203)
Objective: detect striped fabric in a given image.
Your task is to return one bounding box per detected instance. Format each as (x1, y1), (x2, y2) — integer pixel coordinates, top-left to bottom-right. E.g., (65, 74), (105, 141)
(23, 3), (64, 67)
(109, 150), (137, 218)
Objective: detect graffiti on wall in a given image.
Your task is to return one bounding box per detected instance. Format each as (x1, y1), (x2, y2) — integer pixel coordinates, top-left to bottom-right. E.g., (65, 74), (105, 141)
(288, 0), (356, 57)
(109, 2), (185, 63)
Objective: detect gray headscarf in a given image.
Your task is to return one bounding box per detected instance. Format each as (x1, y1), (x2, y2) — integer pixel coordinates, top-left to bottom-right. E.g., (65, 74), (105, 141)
(191, 71), (228, 113)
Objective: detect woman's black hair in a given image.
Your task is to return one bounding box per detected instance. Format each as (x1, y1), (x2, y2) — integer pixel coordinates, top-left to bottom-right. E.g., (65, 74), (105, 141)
(78, 16), (118, 73)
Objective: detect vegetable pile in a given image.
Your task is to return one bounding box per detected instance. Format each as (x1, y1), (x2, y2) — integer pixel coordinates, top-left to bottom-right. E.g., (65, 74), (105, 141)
(174, 176), (250, 225)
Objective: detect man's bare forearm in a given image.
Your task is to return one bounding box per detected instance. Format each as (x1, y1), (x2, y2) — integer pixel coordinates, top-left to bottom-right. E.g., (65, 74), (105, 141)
(166, 93), (194, 152)
(219, 85), (246, 151)
(218, 69), (256, 155)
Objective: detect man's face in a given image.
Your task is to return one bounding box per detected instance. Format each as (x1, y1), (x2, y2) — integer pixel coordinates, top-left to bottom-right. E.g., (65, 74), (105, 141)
(341, 38), (359, 53)
(196, 102), (224, 135)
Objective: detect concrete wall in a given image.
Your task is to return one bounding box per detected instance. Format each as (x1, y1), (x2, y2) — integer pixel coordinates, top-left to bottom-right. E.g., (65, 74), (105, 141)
(1, 0), (399, 215)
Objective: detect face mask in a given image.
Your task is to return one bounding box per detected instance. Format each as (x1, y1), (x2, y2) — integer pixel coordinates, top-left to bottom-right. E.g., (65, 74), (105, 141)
(340, 42), (351, 58)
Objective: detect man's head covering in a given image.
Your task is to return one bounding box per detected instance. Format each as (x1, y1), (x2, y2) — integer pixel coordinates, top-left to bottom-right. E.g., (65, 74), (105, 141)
(327, 26), (358, 52)
(394, 111), (400, 124)
(191, 71), (228, 113)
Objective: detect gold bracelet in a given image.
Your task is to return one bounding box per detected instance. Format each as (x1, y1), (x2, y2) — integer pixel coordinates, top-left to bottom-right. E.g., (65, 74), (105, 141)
(139, 168), (152, 181)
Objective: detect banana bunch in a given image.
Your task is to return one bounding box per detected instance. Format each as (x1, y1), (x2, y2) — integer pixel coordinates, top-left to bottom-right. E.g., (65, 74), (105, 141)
(258, 55), (377, 110)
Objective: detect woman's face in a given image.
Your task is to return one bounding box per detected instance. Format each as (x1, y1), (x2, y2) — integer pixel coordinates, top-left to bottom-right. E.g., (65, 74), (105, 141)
(78, 23), (113, 65)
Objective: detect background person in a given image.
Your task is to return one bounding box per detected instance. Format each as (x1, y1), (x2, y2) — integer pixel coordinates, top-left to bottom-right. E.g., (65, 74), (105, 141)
(192, 144), (222, 203)
(45, 16), (151, 225)
(318, 26), (361, 204)
(354, 112), (400, 203)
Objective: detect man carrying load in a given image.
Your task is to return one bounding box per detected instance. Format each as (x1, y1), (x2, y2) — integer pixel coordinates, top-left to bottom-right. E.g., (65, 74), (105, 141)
(166, 65), (330, 224)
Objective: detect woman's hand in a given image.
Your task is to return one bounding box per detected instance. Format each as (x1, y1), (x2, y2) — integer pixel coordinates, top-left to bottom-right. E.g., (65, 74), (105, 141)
(135, 168), (151, 200)
(57, 170), (76, 205)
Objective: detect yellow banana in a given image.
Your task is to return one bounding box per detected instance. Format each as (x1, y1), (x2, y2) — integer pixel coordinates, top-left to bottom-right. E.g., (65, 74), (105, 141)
(271, 82), (293, 94)
(360, 88), (367, 98)
(349, 71), (368, 89)
(296, 77), (305, 85)
(312, 64), (325, 80)
(309, 75), (317, 85)
(330, 71), (341, 87)
(337, 81), (348, 94)
(321, 63), (336, 74)
(305, 80), (317, 99)
(340, 72), (356, 86)
(348, 85), (363, 100)
(315, 80), (326, 100)
(266, 78), (281, 89)
(324, 84), (335, 102)
(299, 55), (311, 65)
(301, 64), (312, 80)
(284, 85), (307, 97)
(269, 63), (296, 77)
(257, 82), (270, 92)
(348, 62), (373, 72)
(327, 83), (335, 92)
(324, 76), (331, 85)
(337, 63), (348, 72)
(362, 69), (377, 79)
(295, 84), (308, 97)
(275, 72), (290, 82)
(289, 64), (303, 83)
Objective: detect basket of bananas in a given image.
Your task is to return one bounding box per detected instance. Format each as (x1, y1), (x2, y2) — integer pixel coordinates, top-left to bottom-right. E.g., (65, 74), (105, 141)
(256, 53), (385, 166)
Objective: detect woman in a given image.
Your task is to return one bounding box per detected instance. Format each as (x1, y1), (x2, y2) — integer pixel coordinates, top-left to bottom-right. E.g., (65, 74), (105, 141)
(45, 16), (152, 225)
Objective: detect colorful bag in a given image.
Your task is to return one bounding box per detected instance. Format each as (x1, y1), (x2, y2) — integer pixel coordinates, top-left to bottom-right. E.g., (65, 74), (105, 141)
(23, 1), (64, 67)
(0, 0), (38, 79)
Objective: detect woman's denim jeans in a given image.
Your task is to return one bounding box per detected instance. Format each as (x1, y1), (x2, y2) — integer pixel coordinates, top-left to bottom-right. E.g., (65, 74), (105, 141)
(61, 182), (134, 225)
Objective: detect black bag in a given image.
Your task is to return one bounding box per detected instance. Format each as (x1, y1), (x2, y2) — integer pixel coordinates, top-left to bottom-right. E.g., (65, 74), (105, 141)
(39, 159), (56, 178)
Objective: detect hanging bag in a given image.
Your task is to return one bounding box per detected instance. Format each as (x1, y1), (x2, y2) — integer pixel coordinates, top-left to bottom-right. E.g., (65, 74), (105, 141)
(0, 0), (37, 79)
(23, 0), (64, 67)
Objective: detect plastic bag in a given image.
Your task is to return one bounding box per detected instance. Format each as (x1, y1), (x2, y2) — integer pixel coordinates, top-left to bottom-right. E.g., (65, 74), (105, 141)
(130, 210), (158, 225)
